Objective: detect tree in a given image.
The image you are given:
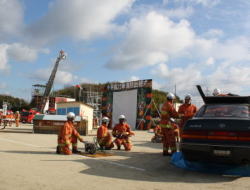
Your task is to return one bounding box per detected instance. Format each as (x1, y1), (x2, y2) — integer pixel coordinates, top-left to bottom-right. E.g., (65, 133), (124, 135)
(0, 95), (30, 111)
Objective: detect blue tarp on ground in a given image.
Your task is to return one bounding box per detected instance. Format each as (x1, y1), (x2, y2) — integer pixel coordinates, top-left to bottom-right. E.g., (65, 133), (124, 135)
(171, 152), (250, 176)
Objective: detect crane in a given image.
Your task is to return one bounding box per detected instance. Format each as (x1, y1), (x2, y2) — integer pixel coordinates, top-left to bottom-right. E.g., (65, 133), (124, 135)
(39, 50), (66, 113)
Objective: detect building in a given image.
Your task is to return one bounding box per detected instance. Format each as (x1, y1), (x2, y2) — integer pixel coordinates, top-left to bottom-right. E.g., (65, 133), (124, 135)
(56, 101), (94, 131)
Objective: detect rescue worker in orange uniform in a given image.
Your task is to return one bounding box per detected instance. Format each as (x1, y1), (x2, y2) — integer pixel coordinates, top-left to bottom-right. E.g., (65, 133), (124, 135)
(6, 112), (14, 127)
(57, 112), (84, 155)
(0, 111), (3, 126)
(14, 111), (21, 127)
(178, 94), (197, 135)
(97, 117), (114, 150)
(112, 115), (134, 151)
(151, 121), (163, 143)
(160, 93), (179, 156)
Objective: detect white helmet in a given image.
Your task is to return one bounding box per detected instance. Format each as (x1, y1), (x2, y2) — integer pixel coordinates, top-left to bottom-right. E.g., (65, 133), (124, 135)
(67, 112), (75, 119)
(102, 116), (109, 123)
(167, 93), (175, 100)
(119, 115), (126, 120)
(213, 88), (221, 96)
(185, 94), (192, 100)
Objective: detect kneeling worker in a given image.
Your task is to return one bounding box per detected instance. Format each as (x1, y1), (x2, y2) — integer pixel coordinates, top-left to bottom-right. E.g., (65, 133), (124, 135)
(57, 112), (84, 155)
(112, 115), (134, 151)
(97, 117), (114, 150)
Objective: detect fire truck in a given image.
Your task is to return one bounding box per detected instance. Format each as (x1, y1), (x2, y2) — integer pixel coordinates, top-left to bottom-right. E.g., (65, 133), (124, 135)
(21, 109), (40, 123)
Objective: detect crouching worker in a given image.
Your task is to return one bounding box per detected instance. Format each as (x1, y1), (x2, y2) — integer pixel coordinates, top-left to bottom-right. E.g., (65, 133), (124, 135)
(112, 115), (134, 151)
(57, 112), (84, 155)
(97, 117), (114, 150)
(151, 121), (163, 143)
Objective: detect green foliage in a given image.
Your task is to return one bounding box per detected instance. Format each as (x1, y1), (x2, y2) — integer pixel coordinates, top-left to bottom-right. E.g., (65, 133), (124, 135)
(54, 83), (105, 99)
(0, 95), (30, 111)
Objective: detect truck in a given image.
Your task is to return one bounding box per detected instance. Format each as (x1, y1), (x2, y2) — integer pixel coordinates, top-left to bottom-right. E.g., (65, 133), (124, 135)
(21, 109), (40, 124)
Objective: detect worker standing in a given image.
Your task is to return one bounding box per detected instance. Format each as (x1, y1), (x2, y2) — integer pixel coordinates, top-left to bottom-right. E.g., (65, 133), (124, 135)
(14, 111), (21, 127)
(97, 117), (114, 150)
(178, 94), (197, 135)
(160, 93), (179, 156)
(112, 115), (134, 151)
(57, 112), (84, 155)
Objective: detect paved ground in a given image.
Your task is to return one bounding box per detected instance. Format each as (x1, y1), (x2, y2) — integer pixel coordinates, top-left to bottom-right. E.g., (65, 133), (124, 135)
(0, 124), (250, 190)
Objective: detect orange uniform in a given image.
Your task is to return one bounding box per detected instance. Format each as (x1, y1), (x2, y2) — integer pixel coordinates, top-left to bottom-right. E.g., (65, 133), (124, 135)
(6, 113), (14, 127)
(178, 103), (197, 129)
(97, 124), (114, 150)
(151, 125), (163, 143)
(57, 121), (82, 155)
(112, 123), (134, 151)
(160, 101), (179, 155)
(15, 112), (21, 127)
(154, 125), (162, 135)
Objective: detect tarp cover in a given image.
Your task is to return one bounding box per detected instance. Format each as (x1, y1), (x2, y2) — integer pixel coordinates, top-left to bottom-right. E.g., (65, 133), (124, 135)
(33, 114), (83, 121)
(112, 89), (138, 129)
(171, 152), (250, 176)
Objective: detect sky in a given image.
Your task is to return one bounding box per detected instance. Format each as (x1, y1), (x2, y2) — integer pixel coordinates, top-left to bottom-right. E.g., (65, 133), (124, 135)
(0, 0), (250, 105)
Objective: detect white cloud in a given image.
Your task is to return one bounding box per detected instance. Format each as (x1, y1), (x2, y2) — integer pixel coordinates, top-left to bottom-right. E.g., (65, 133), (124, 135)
(0, 0), (24, 40)
(193, 36), (250, 63)
(162, 0), (168, 6)
(26, 0), (134, 45)
(165, 7), (194, 19)
(0, 43), (47, 70)
(129, 76), (140, 81)
(152, 80), (163, 90)
(30, 67), (78, 85)
(0, 82), (7, 89)
(154, 63), (202, 93)
(174, 0), (220, 7)
(7, 43), (39, 62)
(205, 63), (250, 95)
(205, 57), (214, 65)
(153, 61), (250, 98)
(106, 11), (195, 69)
(202, 29), (224, 38)
(79, 77), (94, 83)
(0, 44), (9, 70)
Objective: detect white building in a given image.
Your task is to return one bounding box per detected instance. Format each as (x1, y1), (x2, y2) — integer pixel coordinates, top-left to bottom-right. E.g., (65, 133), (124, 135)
(56, 101), (94, 131)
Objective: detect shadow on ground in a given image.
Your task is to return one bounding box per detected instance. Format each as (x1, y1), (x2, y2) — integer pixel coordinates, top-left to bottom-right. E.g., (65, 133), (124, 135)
(25, 149), (238, 184)
(2, 148), (239, 184)
(1, 150), (54, 155)
(0, 127), (33, 133)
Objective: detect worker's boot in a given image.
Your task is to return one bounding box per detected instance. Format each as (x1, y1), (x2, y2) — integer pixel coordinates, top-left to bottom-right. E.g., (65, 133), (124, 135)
(56, 146), (61, 154)
(72, 147), (82, 154)
(117, 146), (121, 150)
(163, 150), (170, 156)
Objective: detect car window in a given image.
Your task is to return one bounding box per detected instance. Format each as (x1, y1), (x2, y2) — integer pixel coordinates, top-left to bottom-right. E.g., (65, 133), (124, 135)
(197, 104), (249, 118)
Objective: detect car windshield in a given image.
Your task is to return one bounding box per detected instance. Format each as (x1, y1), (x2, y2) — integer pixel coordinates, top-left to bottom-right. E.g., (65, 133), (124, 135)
(197, 104), (249, 118)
